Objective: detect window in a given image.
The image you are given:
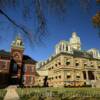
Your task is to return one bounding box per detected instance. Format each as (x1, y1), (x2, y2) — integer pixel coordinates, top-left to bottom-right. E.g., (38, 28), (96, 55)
(39, 80), (41, 82)
(84, 64), (87, 66)
(98, 66), (100, 68)
(66, 46), (68, 51)
(24, 76), (26, 81)
(30, 67), (34, 73)
(55, 76), (57, 79)
(59, 45), (62, 51)
(91, 65), (94, 67)
(0, 61), (6, 69)
(59, 75), (61, 79)
(76, 76), (80, 78)
(66, 62), (70, 65)
(83, 71), (86, 79)
(62, 44), (64, 50)
(13, 63), (17, 72)
(23, 65), (27, 72)
(30, 76), (33, 83)
(48, 78), (50, 80)
(55, 64), (57, 67)
(48, 68), (51, 70)
(76, 63), (79, 66)
(22, 76), (26, 83)
(67, 75), (71, 79)
(58, 62), (61, 65)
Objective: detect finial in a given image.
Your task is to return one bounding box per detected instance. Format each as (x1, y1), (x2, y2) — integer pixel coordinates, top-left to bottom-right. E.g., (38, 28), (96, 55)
(16, 33), (21, 40)
(18, 33), (21, 37)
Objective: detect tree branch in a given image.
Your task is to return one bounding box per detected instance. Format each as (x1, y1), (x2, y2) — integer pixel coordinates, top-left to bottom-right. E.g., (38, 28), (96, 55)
(0, 9), (29, 34)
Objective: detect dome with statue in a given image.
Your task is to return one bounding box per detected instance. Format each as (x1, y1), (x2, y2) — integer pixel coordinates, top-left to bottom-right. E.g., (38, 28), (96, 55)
(70, 32), (81, 44)
(69, 32), (81, 50)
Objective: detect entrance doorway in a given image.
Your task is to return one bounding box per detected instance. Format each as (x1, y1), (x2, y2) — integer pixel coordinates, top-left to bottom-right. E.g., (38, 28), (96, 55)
(9, 59), (19, 85)
(88, 71), (95, 80)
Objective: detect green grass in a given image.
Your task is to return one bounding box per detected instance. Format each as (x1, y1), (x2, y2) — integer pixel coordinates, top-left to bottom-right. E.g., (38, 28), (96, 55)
(0, 89), (7, 100)
(17, 87), (100, 100)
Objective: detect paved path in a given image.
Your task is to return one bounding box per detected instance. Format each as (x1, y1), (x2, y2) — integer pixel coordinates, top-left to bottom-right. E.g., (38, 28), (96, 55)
(4, 86), (20, 100)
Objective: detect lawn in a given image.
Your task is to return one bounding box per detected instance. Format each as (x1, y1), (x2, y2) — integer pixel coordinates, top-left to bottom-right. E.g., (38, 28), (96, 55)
(17, 87), (100, 100)
(0, 89), (6, 100)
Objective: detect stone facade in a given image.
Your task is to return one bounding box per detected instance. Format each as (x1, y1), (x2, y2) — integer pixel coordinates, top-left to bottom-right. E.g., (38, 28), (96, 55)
(35, 32), (100, 87)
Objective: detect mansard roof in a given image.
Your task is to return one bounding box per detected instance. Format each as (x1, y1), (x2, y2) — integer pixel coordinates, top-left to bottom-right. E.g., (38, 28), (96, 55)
(39, 50), (100, 67)
(23, 55), (37, 64)
(73, 50), (93, 58)
(0, 50), (10, 60)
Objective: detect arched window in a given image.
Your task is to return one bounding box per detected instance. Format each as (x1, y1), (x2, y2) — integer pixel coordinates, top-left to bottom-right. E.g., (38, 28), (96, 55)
(62, 44), (64, 51)
(66, 46), (68, 51)
(59, 45), (62, 51)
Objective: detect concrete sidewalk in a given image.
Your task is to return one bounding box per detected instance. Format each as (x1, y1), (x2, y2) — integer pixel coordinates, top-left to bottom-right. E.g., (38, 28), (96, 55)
(4, 86), (20, 100)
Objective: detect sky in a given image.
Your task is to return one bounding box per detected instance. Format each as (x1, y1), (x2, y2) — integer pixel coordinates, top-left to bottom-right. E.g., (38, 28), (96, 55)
(0, 0), (100, 61)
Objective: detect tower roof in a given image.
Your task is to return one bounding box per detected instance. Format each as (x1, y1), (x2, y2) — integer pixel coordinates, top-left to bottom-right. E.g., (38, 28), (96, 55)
(11, 35), (24, 49)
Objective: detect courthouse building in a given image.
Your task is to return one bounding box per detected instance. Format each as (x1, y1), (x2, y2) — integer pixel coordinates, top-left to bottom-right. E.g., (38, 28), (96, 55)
(0, 36), (37, 88)
(35, 32), (100, 87)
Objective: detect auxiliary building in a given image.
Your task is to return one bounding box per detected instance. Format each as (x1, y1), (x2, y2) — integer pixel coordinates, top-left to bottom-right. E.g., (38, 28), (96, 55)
(0, 36), (37, 88)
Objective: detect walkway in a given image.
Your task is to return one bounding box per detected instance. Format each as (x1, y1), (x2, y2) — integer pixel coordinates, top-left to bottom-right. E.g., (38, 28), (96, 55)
(4, 86), (20, 100)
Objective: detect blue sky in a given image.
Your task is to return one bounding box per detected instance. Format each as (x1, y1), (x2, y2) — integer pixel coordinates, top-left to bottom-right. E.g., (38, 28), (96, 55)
(0, 0), (100, 61)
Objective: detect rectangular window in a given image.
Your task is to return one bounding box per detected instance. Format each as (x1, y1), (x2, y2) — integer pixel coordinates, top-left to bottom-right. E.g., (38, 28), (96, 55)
(30, 76), (33, 83)
(30, 67), (34, 73)
(83, 71), (86, 79)
(66, 62), (70, 65)
(23, 65), (27, 72)
(84, 64), (87, 66)
(76, 76), (80, 78)
(0, 61), (6, 69)
(76, 63), (79, 66)
(91, 65), (94, 67)
(22, 75), (26, 83)
(24, 76), (26, 81)
(67, 75), (71, 79)
(13, 63), (17, 72)
(98, 66), (100, 68)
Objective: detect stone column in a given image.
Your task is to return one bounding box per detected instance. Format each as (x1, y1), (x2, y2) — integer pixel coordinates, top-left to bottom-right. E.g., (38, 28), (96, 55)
(86, 71), (89, 81)
(94, 71), (97, 81)
(86, 70), (90, 85)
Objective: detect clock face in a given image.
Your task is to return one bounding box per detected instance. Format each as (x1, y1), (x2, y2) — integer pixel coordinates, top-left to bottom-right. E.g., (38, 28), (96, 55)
(13, 52), (21, 60)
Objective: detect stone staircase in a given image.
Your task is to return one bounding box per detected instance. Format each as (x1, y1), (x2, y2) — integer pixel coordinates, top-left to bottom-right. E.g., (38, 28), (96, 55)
(95, 80), (100, 88)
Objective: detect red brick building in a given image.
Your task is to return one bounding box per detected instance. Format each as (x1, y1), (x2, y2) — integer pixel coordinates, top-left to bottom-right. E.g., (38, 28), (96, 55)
(0, 36), (37, 88)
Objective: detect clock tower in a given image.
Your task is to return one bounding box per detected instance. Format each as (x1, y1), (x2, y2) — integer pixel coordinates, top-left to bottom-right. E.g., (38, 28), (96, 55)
(10, 35), (24, 84)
